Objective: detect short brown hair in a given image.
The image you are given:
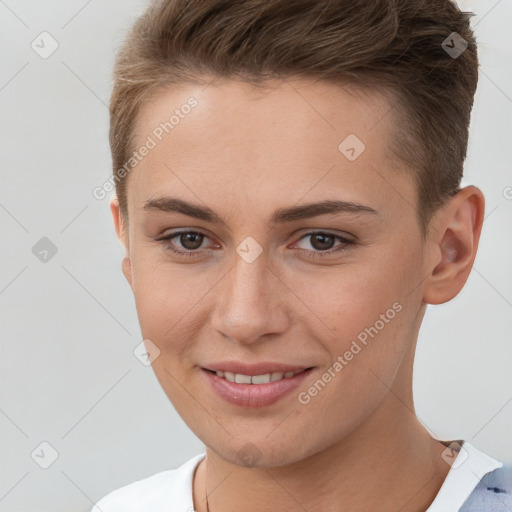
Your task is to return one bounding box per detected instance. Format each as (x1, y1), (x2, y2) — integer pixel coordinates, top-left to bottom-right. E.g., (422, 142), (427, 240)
(109, 0), (478, 237)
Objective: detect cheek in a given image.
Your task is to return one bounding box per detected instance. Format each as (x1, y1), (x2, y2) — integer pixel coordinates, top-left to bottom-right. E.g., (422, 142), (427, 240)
(286, 258), (408, 346)
(129, 253), (196, 355)
(287, 253), (416, 396)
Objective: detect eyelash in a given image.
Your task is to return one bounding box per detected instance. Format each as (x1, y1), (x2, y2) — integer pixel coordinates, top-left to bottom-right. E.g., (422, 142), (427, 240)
(155, 230), (355, 259)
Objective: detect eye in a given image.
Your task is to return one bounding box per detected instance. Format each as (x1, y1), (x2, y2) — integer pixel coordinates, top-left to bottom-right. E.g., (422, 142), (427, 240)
(292, 231), (355, 259)
(156, 230), (215, 257)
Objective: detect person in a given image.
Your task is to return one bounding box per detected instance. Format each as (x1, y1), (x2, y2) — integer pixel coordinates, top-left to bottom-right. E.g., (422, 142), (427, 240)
(92, 0), (512, 510)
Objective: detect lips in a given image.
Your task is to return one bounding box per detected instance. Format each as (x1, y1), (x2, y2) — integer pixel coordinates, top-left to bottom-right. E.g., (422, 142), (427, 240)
(201, 362), (314, 407)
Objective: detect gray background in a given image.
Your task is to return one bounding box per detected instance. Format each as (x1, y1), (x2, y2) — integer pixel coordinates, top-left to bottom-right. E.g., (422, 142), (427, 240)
(0, 0), (511, 511)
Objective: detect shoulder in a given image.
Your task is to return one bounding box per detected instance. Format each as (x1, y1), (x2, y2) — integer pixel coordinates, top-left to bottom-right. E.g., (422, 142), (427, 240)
(90, 453), (205, 512)
(459, 463), (512, 512)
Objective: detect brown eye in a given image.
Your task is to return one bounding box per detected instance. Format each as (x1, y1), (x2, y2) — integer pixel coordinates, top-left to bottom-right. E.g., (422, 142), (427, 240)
(293, 231), (355, 259)
(178, 232), (204, 250)
(156, 230), (213, 257)
(309, 233), (336, 251)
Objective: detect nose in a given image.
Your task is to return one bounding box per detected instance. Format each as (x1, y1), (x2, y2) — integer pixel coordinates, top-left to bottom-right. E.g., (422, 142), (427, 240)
(210, 250), (289, 346)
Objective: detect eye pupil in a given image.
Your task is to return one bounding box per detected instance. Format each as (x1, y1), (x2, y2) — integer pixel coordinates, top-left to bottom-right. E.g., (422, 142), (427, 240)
(311, 233), (335, 251)
(181, 232), (203, 250)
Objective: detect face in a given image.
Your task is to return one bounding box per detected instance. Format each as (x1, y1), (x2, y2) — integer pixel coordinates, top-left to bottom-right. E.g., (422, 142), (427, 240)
(114, 77), (431, 467)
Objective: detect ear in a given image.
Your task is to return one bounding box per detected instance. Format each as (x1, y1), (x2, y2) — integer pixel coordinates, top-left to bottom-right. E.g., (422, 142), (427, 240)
(110, 196), (133, 287)
(423, 185), (485, 305)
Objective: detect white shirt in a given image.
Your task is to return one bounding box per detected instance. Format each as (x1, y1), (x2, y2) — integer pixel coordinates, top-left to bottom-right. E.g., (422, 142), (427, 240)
(91, 440), (503, 512)
(427, 440), (502, 512)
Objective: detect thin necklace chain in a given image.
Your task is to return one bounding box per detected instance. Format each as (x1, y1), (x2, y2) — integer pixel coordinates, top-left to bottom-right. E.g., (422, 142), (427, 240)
(205, 455), (210, 512)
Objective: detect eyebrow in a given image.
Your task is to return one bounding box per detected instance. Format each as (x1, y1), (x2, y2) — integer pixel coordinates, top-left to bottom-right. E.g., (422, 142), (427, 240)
(142, 196), (378, 225)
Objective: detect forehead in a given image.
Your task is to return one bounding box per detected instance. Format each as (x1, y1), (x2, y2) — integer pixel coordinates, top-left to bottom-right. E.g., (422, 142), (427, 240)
(134, 77), (394, 154)
(127, 77), (414, 221)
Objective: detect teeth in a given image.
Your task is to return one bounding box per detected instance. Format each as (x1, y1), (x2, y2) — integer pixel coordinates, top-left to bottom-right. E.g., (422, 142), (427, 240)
(214, 369), (304, 384)
(235, 373), (252, 384)
(224, 371), (235, 382)
(251, 373), (272, 384)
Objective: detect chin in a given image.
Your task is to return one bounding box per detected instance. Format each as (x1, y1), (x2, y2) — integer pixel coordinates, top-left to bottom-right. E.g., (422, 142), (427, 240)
(205, 433), (318, 469)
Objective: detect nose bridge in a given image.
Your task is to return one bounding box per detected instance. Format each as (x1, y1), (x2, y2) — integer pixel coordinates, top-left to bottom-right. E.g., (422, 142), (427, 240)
(231, 253), (266, 302)
(212, 246), (286, 344)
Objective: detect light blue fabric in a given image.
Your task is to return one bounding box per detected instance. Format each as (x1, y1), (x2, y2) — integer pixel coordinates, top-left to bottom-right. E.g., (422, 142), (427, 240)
(459, 464), (512, 511)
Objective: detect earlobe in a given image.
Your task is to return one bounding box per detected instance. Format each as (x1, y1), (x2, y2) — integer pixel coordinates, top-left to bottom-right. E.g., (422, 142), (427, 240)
(110, 196), (133, 286)
(423, 186), (485, 305)
(121, 256), (133, 286)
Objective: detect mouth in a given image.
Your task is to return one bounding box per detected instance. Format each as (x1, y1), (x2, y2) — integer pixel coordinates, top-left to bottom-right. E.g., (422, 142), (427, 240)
(203, 367), (311, 384)
(201, 364), (315, 407)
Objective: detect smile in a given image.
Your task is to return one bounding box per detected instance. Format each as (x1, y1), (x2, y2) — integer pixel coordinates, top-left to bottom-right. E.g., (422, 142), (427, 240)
(206, 368), (308, 384)
(201, 366), (314, 407)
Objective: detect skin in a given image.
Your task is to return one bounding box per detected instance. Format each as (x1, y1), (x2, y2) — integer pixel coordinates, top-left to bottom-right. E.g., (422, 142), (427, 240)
(110, 77), (485, 512)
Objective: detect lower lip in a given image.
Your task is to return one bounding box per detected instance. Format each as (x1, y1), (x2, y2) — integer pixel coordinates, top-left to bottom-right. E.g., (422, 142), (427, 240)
(202, 368), (313, 408)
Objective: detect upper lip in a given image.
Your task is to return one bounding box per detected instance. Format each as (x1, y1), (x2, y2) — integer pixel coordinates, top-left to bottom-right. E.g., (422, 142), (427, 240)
(204, 361), (312, 375)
